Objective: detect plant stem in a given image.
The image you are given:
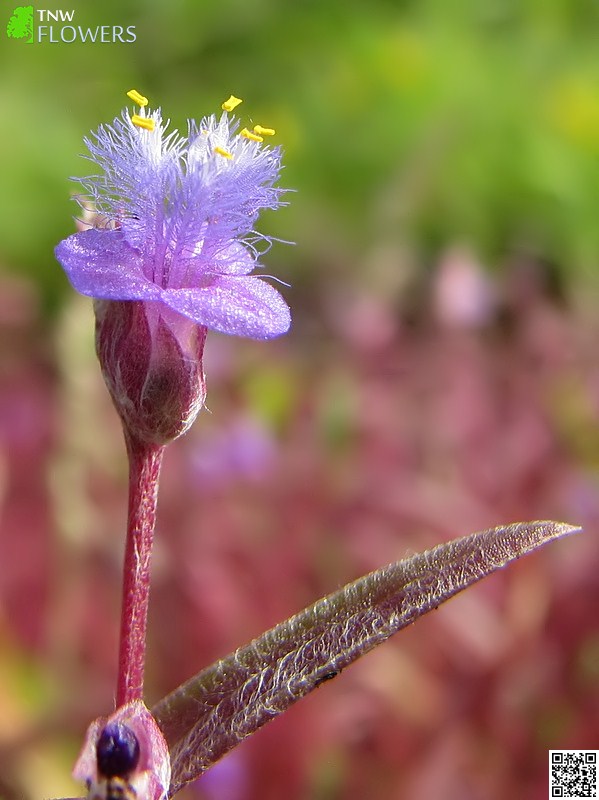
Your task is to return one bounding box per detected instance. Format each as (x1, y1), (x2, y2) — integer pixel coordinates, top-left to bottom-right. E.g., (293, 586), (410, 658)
(116, 433), (165, 707)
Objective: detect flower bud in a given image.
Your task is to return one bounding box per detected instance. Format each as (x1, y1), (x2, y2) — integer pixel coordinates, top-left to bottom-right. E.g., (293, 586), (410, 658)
(94, 299), (207, 445)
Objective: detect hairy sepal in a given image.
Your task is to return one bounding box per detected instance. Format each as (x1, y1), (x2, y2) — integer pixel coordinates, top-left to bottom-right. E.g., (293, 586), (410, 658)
(94, 299), (207, 445)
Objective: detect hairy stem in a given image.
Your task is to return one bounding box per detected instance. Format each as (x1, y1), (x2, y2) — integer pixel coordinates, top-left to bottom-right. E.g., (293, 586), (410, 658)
(116, 433), (164, 706)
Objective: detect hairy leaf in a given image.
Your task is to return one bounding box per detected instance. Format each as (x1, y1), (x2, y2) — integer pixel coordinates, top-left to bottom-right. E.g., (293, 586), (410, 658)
(152, 521), (579, 794)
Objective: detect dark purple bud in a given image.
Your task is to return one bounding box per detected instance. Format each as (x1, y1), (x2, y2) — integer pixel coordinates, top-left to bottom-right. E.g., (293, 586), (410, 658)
(97, 721), (141, 778)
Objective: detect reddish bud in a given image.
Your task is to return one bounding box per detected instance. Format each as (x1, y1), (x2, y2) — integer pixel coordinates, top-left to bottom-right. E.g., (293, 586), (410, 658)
(94, 300), (207, 445)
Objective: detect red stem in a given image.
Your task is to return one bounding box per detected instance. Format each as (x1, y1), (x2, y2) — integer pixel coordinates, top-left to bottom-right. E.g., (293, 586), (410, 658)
(116, 433), (165, 707)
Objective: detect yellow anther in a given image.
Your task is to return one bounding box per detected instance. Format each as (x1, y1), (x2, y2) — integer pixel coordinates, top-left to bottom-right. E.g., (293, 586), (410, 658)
(240, 127), (263, 143)
(127, 89), (148, 107)
(253, 124), (275, 137)
(131, 115), (155, 131)
(222, 95), (243, 112)
(214, 146), (233, 159)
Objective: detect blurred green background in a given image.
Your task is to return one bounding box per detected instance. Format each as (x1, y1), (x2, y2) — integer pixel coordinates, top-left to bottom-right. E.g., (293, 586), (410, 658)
(3, 0), (599, 311)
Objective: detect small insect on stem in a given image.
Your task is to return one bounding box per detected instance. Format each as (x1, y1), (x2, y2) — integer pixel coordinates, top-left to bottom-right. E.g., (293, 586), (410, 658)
(314, 670), (339, 688)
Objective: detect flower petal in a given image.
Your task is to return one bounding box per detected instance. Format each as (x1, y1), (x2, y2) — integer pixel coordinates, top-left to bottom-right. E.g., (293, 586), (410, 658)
(162, 276), (290, 339)
(55, 229), (160, 301)
(174, 240), (256, 286)
(206, 241), (256, 275)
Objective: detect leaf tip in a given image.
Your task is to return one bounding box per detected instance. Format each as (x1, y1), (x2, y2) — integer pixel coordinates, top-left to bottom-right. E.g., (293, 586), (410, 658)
(538, 521), (583, 539)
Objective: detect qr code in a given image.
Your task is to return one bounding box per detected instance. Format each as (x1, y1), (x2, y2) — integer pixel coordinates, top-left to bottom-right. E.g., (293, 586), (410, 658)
(550, 751), (598, 798)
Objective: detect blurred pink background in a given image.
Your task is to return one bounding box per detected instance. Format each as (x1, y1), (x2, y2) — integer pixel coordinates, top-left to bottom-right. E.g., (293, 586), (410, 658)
(0, 250), (597, 800)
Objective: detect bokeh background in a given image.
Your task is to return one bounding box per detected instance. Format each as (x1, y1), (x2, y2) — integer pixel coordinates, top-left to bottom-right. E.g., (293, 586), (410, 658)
(1, 1), (598, 798)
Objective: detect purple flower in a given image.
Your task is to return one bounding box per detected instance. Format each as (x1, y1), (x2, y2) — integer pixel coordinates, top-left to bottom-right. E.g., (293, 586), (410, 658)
(55, 92), (290, 340)
(55, 92), (291, 444)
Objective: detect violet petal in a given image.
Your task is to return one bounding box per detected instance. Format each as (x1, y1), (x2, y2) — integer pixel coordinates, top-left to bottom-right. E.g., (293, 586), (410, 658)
(162, 276), (290, 339)
(55, 230), (159, 301)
